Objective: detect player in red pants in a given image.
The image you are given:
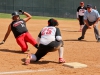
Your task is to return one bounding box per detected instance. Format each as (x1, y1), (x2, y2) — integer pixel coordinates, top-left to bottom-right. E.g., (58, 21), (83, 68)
(0, 10), (38, 52)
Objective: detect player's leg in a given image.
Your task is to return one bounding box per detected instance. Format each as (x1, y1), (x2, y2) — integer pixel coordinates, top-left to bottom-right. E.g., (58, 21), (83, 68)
(48, 41), (65, 63)
(57, 41), (65, 63)
(78, 24), (88, 40)
(24, 32), (38, 49)
(78, 16), (84, 32)
(16, 34), (28, 52)
(81, 16), (85, 29)
(93, 24), (100, 41)
(35, 44), (50, 61)
(78, 16), (82, 31)
(25, 44), (48, 65)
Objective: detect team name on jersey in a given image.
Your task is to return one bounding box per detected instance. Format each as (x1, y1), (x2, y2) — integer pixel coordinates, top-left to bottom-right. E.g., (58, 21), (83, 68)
(13, 21), (24, 27)
(79, 9), (85, 13)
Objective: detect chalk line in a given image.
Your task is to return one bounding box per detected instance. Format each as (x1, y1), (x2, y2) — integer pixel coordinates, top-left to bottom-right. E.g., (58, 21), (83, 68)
(0, 68), (54, 75)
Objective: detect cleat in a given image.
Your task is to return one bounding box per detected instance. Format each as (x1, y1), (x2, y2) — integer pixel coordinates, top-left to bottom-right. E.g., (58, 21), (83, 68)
(24, 54), (32, 65)
(97, 38), (100, 42)
(78, 36), (84, 40)
(59, 58), (65, 63)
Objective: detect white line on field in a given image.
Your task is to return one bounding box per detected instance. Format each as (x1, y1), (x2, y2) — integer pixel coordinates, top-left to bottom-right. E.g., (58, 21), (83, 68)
(0, 68), (54, 75)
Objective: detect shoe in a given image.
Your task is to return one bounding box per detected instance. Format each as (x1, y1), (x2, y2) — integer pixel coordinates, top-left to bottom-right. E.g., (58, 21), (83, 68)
(78, 36), (84, 40)
(24, 54), (32, 65)
(59, 58), (65, 63)
(97, 38), (100, 42)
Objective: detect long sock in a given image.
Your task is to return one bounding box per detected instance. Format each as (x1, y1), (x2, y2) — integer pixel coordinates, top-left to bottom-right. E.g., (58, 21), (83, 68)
(58, 47), (64, 58)
(82, 25), (85, 29)
(80, 25), (84, 30)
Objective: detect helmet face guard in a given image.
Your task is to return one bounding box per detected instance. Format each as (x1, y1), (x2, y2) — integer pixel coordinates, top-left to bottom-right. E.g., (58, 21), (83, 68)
(48, 18), (58, 26)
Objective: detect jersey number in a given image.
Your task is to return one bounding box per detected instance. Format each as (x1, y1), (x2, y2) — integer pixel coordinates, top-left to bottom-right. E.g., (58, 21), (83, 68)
(41, 28), (52, 35)
(21, 24), (25, 27)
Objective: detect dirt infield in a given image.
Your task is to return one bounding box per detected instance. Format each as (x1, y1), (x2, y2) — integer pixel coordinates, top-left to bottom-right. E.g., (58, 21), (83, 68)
(0, 18), (100, 75)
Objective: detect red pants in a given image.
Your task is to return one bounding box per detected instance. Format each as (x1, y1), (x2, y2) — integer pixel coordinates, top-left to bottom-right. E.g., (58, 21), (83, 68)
(16, 32), (37, 52)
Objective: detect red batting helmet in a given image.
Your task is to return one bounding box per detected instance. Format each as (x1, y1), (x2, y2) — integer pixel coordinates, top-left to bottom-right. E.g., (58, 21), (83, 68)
(80, 2), (84, 4)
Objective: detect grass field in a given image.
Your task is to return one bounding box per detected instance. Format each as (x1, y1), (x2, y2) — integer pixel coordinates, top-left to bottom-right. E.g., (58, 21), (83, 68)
(1, 13), (100, 75)
(0, 13), (75, 20)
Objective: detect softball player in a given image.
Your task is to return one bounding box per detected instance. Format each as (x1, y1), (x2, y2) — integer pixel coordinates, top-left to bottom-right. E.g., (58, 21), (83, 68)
(25, 18), (65, 65)
(76, 2), (87, 32)
(0, 10), (38, 52)
(93, 6), (97, 10)
(78, 4), (100, 41)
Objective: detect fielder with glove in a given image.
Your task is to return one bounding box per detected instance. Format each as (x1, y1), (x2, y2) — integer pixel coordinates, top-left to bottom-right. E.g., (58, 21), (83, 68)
(25, 18), (65, 65)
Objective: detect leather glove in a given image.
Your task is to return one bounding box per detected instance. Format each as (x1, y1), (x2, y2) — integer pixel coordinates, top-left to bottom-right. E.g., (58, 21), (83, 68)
(18, 9), (24, 14)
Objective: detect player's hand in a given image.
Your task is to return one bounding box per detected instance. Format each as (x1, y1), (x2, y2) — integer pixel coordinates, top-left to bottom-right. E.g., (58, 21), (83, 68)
(0, 40), (5, 45)
(88, 26), (92, 29)
(18, 9), (24, 14)
(93, 24), (96, 28)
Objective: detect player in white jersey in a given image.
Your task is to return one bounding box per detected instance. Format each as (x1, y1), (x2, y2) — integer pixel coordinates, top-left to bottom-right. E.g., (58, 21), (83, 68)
(24, 18), (65, 65)
(76, 2), (87, 32)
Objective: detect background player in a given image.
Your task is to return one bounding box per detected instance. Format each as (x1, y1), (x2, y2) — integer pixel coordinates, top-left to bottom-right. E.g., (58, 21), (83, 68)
(93, 6), (97, 10)
(24, 18), (65, 65)
(78, 4), (100, 41)
(0, 10), (38, 52)
(76, 2), (87, 32)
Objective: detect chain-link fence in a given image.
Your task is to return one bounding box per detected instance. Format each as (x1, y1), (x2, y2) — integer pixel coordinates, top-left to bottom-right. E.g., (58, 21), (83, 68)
(0, 0), (100, 18)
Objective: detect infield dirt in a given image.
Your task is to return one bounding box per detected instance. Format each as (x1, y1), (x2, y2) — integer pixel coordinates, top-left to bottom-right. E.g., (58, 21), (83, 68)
(0, 18), (100, 75)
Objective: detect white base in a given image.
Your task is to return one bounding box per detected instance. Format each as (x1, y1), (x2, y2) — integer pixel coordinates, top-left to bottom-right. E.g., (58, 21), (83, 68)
(63, 62), (87, 68)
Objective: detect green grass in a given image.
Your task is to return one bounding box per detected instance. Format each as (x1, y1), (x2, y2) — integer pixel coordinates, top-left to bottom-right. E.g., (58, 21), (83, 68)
(0, 13), (75, 20)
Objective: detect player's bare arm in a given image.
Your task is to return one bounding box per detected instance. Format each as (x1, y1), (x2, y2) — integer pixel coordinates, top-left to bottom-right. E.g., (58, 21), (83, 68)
(23, 12), (32, 22)
(0, 24), (11, 45)
(3, 24), (11, 42)
(18, 9), (32, 22)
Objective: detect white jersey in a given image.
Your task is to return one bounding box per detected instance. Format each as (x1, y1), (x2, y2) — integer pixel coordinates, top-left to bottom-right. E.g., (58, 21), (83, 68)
(38, 26), (62, 45)
(76, 6), (87, 18)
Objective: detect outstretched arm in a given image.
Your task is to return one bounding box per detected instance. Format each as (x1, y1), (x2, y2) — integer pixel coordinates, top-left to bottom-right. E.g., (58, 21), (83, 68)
(0, 24), (11, 45)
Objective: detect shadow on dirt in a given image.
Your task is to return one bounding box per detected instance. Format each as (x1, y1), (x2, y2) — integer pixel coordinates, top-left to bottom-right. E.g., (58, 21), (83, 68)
(0, 49), (27, 54)
(61, 30), (79, 32)
(21, 58), (59, 65)
(63, 39), (96, 42)
(63, 39), (86, 41)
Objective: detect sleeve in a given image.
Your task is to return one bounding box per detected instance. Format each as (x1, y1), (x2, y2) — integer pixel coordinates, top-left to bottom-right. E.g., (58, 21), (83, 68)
(77, 6), (79, 12)
(76, 12), (79, 18)
(37, 37), (40, 45)
(85, 7), (87, 10)
(55, 27), (61, 36)
(37, 31), (41, 44)
(84, 11), (87, 20)
(96, 10), (100, 18)
(55, 27), (62, 41)
(76, 7), (79, 18)
(84, 7), (87, 13)
(38, 31), (41, 38)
